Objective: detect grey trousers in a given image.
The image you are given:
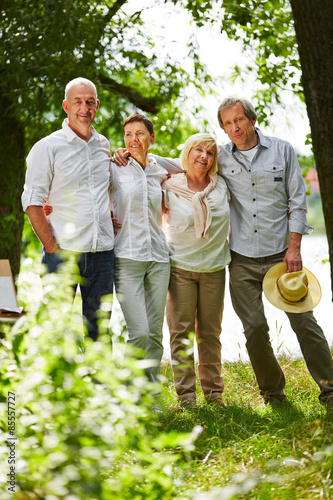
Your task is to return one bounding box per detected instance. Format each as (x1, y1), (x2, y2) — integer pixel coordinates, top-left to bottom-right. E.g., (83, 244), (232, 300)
(166, 267), (226, 399)
(229, 251), (333, 401)
(115, 257), (170, 385)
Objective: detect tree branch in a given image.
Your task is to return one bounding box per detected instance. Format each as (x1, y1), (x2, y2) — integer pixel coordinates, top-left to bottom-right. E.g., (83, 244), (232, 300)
(104, 0), (129, 23)
(98, 74), (161, 114)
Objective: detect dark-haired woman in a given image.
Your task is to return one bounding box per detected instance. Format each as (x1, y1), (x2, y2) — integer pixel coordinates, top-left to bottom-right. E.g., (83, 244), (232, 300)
(110, 114), (170, 390)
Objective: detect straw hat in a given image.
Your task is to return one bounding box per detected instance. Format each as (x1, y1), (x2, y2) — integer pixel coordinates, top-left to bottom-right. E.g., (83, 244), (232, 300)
(263, 262), (322, 313)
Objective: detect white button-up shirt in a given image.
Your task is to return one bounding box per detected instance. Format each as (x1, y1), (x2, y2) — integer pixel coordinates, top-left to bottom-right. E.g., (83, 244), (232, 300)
(21, 120), (114, 253)
(220, 129), (312, 258)
(110, 157), (169, 262)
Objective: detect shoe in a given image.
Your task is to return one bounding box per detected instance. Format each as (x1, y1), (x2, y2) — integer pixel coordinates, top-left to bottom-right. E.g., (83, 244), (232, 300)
(264, 396), (286, 407)
(179, 397), (197, 410)
(205, 395), (226, 408)
(209, 398), (226, 409)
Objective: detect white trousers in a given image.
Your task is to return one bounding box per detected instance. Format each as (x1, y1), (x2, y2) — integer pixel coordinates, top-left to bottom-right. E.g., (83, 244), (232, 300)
(115, 257), (170, 384)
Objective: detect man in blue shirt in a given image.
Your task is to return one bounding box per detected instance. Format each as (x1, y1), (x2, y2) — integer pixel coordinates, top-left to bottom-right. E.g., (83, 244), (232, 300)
(218, 97), (333, 408)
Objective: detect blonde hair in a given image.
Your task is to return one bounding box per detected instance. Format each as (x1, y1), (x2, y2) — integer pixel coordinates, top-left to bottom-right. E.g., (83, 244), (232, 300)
(180, 133), (218, 177)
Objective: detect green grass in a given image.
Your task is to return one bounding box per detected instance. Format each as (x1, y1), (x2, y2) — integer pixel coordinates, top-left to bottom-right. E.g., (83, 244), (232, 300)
(156, 356), (333, 499)
(9, 262), (333, 498)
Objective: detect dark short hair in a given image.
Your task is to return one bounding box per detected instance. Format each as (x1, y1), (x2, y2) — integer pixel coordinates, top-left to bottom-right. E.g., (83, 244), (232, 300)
(123, 114), (154, 135)
(217, 97), (257, 129)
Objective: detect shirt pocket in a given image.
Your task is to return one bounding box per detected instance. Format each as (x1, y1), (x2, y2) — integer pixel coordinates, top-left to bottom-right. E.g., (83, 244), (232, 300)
(222, 163), (243, 189)
(118, 175), (137, 193)
(264, 167), (285, 191)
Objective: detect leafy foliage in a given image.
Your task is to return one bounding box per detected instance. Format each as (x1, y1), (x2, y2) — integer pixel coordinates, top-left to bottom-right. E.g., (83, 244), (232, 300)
(0, 0), (213, 145)
(0, 0), (217, 271)
(0, 260), (199, 499)
(220, 0), (303, 125)
(168, 0), (302, 126)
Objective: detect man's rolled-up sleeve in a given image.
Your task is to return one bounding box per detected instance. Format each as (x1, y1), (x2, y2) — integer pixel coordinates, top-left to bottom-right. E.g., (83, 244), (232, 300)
(286, 144), (313, 235)
(21, 140), (54, 212)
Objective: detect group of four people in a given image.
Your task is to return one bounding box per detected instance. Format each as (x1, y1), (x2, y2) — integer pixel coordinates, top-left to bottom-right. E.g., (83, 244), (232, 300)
(22, 77), (333, 410)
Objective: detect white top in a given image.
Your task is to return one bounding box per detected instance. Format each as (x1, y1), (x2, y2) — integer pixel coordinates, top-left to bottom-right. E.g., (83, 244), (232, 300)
(22, 120), (114, 253)
(109, 157), (170, 263)
(164, 173), (231, 272)
(238, 144), (258, 163)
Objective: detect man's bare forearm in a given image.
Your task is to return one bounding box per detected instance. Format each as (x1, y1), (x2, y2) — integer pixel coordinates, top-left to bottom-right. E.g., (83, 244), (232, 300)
(25, 205), (59, 253)
(283, 232), (302, 272)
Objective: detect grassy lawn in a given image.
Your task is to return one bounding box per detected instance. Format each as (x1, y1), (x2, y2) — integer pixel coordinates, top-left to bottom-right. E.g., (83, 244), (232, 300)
(3, 262), (332, 499)
(156, 356), (333, 499)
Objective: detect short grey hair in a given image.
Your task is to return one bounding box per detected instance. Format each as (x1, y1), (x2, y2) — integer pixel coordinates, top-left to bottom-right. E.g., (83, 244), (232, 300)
(217, 97), (257, 129)
(64, 77), (97, 101)
(180, 133), (218, 177)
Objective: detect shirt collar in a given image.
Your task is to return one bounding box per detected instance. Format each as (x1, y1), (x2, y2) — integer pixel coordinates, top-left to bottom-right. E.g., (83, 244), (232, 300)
(229, 127), (270, 153)
(62, 119), (99, 144)
(128, 156), (157, 168)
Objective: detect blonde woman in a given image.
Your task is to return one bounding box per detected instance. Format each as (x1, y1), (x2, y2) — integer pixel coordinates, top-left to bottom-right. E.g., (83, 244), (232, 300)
(161, 134), (230, 409)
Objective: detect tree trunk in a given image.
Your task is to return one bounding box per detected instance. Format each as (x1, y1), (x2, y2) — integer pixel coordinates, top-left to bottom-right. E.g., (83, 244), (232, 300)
(289, 0), (333, 299)
(0, 95), (25, 282)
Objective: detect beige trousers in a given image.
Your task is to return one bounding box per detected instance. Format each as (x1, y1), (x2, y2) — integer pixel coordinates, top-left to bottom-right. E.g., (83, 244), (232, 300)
(166, 267), (226, 400)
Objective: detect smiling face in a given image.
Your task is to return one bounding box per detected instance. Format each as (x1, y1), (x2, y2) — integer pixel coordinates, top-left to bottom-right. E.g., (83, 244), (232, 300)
(187, 143), (216, 175)
(62, 83), (99, 139)
(219, 102), (258, 150)
(123, 121), (155, 161)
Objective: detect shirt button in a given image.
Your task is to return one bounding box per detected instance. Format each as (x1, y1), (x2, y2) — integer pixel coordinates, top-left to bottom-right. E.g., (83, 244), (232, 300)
(254, 230), (257, 233)
(252, 183), (255, 186)
(253, 198), (256, 201)
(253, 214), (256, 217)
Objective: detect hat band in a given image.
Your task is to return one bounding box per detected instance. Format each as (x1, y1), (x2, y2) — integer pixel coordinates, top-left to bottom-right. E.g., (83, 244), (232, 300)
(276, 279), (307, 304)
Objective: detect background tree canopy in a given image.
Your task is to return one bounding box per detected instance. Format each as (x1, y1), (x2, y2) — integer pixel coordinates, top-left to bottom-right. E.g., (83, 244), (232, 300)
(0, 0), (214, 277)
(1, 0), (332, 295)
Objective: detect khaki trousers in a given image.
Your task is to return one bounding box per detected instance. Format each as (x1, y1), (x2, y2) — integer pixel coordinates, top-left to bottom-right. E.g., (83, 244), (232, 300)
(229, 251), (333, 401)
(166, 267), (226, 399)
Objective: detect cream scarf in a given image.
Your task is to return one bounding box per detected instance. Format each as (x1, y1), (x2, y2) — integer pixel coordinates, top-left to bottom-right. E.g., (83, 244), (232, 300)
(162, 172), (217, 239)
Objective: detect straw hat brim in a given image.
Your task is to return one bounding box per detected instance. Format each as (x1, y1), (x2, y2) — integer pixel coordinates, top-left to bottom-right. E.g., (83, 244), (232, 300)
(263, 262), (322, 313)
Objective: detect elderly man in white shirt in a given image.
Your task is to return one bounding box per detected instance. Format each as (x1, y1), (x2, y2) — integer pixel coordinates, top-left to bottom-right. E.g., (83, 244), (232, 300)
(22, 77), (114, 341)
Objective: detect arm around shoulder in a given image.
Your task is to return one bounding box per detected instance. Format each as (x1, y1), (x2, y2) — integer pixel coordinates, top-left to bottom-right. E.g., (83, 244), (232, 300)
(150, 154), (182, 174)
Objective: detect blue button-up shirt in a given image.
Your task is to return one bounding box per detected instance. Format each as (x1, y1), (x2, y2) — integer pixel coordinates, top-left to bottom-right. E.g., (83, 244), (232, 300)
(219, 128), (312, 258)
